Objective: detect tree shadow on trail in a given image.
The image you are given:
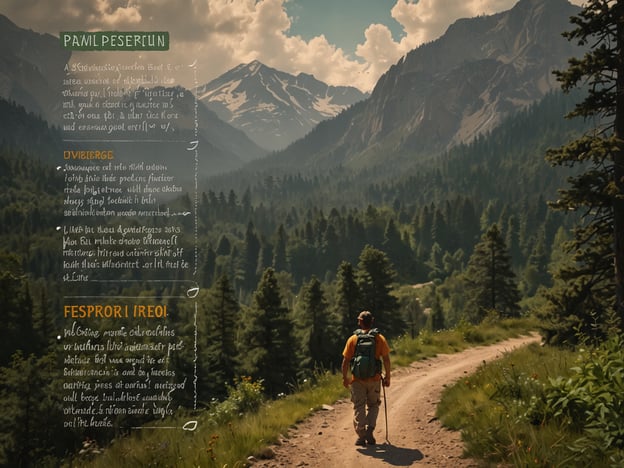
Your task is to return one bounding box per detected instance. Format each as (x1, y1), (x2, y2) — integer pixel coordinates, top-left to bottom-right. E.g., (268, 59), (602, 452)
(357, 442), (424, 466)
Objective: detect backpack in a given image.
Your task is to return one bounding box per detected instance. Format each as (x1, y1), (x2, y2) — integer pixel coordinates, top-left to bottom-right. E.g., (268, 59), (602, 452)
(350, 328), (382, 379)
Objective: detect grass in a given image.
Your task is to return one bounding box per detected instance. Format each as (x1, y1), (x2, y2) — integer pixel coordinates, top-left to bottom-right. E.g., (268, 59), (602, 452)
(436, 342), (621, 467)
(68, 318), (537, 467)
(391, 316), (537, 367)
(70, 373), (346, 467)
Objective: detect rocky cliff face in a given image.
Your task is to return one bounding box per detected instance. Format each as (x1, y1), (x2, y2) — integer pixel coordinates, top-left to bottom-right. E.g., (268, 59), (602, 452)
(255, 0), (582, 172)
(348, 0), (581, 159)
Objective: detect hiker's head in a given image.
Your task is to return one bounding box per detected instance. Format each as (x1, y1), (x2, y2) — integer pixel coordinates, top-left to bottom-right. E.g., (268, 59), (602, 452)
(357, 310), (374, 328)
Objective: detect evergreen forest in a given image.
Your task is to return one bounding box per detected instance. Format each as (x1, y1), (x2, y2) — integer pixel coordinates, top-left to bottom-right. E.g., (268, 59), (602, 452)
(1, 19), (622, 459)
(0, 87), (589, 465)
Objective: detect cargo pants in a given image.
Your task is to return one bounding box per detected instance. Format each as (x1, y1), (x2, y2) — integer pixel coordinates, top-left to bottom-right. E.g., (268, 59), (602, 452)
(350, 378), (381, 438)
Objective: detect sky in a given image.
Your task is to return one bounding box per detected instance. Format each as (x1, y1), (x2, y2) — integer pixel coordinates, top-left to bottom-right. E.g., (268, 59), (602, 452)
(2, 0), (584, 92)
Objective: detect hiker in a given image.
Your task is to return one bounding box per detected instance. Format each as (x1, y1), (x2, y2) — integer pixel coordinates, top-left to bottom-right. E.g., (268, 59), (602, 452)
(341, 310), (391, 446)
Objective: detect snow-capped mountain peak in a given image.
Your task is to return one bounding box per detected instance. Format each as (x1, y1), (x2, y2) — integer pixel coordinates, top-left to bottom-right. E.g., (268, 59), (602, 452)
(195, 61), (368, 151)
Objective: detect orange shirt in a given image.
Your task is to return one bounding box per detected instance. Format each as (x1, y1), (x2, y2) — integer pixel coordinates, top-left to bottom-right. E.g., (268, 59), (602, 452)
(343, 330), (390, 382)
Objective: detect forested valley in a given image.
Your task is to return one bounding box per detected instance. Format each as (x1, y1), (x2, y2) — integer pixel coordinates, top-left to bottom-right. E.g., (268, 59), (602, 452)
(0, 87), (591, 465)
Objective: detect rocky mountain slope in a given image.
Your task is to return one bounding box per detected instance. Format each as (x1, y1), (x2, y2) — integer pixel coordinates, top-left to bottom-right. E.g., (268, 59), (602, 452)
(196, 61), (368, 151)
(253, 0), (583, 171)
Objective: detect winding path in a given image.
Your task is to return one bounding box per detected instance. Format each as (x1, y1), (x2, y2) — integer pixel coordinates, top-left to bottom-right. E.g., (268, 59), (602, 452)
(254, 334), (540, 467)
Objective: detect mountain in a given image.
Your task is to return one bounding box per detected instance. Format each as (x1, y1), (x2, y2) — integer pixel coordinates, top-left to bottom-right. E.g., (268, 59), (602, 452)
(0, 15), (267, 179)
(60, 85), (267, 180)
(195, 60), (369, 151)
(251, 0), (583, 172)
(0, 14), (70, 123)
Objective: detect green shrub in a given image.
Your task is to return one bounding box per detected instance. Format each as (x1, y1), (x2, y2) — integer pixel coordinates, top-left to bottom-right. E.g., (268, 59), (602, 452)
(456, 319), (486, 343)
(208, 376), (264, 424)
(532, 335), (624, 465)
(437, 343), (577, 466)
(439, 336), (624, 467)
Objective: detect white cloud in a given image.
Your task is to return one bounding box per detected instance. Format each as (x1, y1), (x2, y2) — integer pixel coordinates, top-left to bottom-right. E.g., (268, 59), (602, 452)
(93, 0), (142, 27)
(355, 24), (402, 89)
(208, 0), (367, 90)
(392, 0), (512, 45)
(1, 0), (588, 92)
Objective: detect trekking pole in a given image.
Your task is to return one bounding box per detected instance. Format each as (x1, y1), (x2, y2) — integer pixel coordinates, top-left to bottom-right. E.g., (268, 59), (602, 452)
(382, 373), (389, 443)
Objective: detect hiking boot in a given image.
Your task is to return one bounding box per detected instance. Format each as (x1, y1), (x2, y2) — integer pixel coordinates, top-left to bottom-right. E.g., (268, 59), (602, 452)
(365, 428), (376, 445)
(355, 437), (367, 446)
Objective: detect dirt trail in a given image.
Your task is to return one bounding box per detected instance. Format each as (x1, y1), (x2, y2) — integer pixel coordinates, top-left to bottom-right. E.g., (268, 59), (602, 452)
(253, 334), (540, 467)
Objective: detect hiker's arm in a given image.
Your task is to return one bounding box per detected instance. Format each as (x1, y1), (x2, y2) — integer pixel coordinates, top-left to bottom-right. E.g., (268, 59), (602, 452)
(341, 357), (351, 388)
(382, 355), (391, 387)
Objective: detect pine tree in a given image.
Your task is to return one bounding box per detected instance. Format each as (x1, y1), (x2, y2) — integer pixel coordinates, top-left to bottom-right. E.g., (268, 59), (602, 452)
(272, 224), (288, 272)
(321, 223), (340, 275)
(430, 208), (448, 248)
(505, 215), (523, 269)
(200, 274), (240, 399)
(256, 240), (272, 277)
(237, 268), (296, 395)
(355, 245), (402, 336)
(200, 245), (216, 288)
(480, 200), (499, 232)
(426, 242), (444, 281)
(523, 229), (551, 296)
(543, 0), (624, 341)
(464, 224), (521, 322)
(240, 222), (261, 292)
(334, 261), (360, 341)
(293, 276), (335, 375)
(215, 234), (232, 256)
(382, 218), (414, 280)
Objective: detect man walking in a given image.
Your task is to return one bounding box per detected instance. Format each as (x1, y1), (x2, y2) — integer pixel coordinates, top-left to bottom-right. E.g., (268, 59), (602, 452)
(341, 310), (391, 446)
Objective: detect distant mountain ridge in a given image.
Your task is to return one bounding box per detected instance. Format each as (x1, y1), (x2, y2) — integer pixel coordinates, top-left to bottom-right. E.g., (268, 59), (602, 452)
(0, 14), (70, 123)
(195, 61), (369, 151)
(57, 85), (268, 180)
(251, 0), (583, 171)
(0, 15), (267, 178)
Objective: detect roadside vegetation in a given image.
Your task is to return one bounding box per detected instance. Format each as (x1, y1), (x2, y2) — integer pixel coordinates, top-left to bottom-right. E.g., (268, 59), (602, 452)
(438, 336), (624, 467)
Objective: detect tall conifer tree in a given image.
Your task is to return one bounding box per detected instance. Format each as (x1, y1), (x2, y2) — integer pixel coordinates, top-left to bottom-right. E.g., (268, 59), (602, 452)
(334, 261), (360, 340)
(238, 268), (296, 394)
(356, 245), (402, 336)
(200, 274), (240, 399)
(272, 224), (288, 272)
(464, 224), (521, 322)
(293, 276), (335, 374)
(241, 222), (261, 291)
(543, 0), (624, 341)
